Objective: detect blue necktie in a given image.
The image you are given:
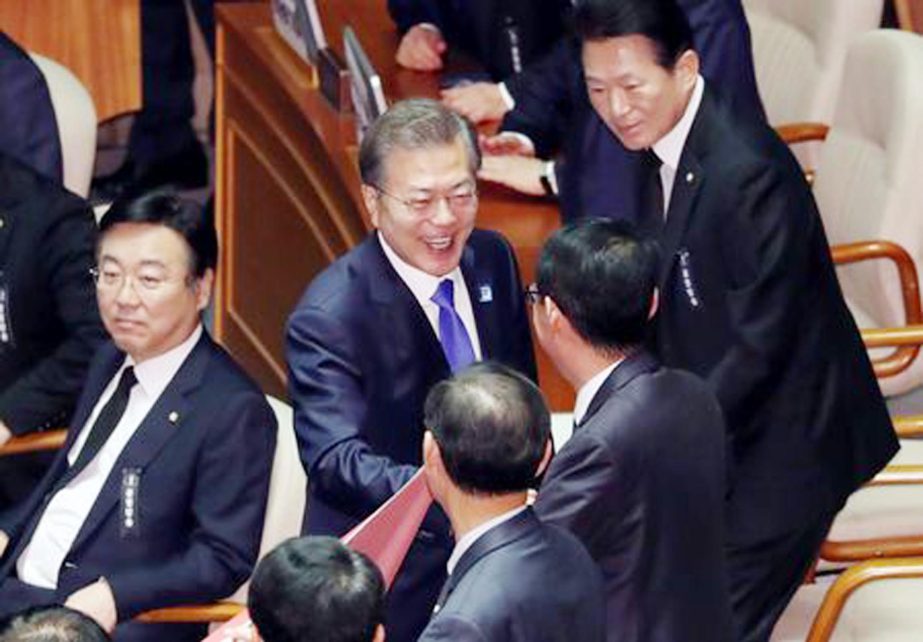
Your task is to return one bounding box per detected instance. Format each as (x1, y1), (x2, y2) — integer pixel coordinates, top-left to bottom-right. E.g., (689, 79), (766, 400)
(431, 279), (476, 372)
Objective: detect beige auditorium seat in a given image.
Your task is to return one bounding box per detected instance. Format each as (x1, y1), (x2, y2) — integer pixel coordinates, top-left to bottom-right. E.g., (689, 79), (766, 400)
(772, 558), (923, 641)
(29, 53), (97, 198)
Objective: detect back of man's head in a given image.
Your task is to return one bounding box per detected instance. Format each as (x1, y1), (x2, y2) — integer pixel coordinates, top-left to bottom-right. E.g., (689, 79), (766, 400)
(424, 362), (550, 495)
(537, 219), (658, 354)
(249, 536), (385, 642)
(0, 607), (110, 642)
(573, 0), (694, 69)
(98, 190), (218, 278)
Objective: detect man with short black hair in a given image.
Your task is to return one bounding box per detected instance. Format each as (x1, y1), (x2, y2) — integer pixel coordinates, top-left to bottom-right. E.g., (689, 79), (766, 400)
(531, 219), (732, 642)
(569, 0), (897, 639)
(0, 192), (276, 642)
(249, 536), (384, 642)
(418, 362), (605, 642)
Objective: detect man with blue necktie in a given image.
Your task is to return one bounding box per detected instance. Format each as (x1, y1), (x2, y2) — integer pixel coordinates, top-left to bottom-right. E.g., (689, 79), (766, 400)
(285, 98), (536, 642)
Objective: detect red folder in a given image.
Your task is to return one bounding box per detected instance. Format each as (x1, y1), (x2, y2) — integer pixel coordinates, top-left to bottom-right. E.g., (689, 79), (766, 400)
(203, 470), (434, 641)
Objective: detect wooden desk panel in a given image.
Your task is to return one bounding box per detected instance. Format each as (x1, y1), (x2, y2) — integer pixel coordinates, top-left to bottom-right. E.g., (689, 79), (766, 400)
(0, 0), (141, 121)
(216, 3), (572, 409)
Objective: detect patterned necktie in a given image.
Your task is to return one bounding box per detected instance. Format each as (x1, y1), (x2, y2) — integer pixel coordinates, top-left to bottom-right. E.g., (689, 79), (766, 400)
(62, 366), (137, 484)
(430, 279), (476, 373)
(640, 149), (665, 238)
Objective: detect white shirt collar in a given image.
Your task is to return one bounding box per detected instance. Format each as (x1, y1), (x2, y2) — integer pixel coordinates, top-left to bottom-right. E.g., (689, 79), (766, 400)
(573, 359), (622, 427)
(447, 505), (528, 575)
(127, 324), (203, 401)
(377, 231), (465, 303)
(652, 75), (704, 171)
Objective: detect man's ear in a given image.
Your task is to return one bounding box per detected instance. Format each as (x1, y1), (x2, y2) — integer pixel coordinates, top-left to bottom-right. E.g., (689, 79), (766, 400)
(535, 438), (554, 478)
(361, 184), (381, 228)
(195, 268), (215, 312)
(373, 623), (386, 642)
(675, 49), (700, 89)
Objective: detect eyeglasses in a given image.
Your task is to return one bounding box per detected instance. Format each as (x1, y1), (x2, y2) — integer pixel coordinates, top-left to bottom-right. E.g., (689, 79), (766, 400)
(524, 283), (543, 305)
(90, 266), (187, 295)
(373, 184), (478, 218)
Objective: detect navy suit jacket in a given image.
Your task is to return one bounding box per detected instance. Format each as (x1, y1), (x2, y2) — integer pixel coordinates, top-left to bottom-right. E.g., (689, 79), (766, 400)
(0, 32), (61, 182)
(653, 86), (897, 546)
(387, 0), (570, 81)
(418, 509), (606, 642)
(535, 352), (733, 642)
(286, 230), (536, 642)
(502, 0), (764, 223)
(0, 333), (276, 642)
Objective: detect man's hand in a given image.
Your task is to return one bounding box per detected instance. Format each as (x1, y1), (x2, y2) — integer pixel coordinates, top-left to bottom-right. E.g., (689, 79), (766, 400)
(479, 133), (536, 157)
(478, 156), (547, 196)
(396, 24), (446, 71)
(441, 83), (509, 123)
(0, 530), (8, 558)
(0, 421), (12, 447)
(65, 578), (118, 633)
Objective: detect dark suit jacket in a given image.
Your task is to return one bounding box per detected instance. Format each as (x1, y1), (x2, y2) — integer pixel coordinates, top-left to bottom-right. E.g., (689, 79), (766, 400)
(0, 31), (61, 182)
(653, 87), (898, 546)
(534, 352), (732, 642)
(0, 333), (276, 642)
(0, 152), (105, 435)
(285, 230), (536, 642)
(387, 0), (570, 81)
(501, 0), (764, 223)
(418, 509), (606, 642)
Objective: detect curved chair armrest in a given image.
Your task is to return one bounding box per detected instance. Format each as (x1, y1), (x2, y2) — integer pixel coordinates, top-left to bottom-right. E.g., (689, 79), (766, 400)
(135, 602), (244, 623)
(806, 557), (923, 642)
(894, 414), (923, 438)
(775, 122), (830, 144)
(0, 429), (68, 457)
(831, 240), (923, 377)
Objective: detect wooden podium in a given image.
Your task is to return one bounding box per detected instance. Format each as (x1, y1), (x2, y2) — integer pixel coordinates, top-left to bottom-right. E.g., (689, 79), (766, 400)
(214, 2), (572, 409)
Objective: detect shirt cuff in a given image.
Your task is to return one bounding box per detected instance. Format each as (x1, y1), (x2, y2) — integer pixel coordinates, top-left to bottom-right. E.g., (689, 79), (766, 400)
(498, 82), (516, 110)
(416, 23), (442, 36)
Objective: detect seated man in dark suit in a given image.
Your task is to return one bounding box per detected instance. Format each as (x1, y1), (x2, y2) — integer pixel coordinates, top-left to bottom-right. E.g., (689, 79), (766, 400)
(418, 362), (605, 642)
(286, 98), (536, 642)
(0, 150), (107, 509)
(0, 606), (110, 642)
(249, 536), (385, 642)
(0, 192), (276, 642)
(388, 0), (569, 80)
(570, 1), (897, 639)
(531, 220), (732, 642)
(0, 31), (62, 182)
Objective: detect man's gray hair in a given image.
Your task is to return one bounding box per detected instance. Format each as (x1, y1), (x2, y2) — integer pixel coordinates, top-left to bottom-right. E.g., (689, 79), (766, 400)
(358, 98), (481, 188)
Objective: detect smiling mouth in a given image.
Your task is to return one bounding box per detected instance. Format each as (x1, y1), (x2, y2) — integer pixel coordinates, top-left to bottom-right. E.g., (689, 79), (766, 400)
(425, 236), (453, 251)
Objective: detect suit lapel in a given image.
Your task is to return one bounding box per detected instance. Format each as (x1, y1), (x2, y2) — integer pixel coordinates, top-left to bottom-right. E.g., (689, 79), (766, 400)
(437, 508), (537, 610)
(580, 351), (659, 427)
(68, 335), (213, 553)
(657, 92), (716, 288)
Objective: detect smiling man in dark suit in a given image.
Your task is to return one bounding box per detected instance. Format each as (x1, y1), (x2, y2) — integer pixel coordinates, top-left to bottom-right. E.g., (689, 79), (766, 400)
(0, 192), (276, 642)
(285, 98), (536, 642)
(570, 0), (897, 640)
(418, 362), (605, 642)
(530, 220), (732, 642)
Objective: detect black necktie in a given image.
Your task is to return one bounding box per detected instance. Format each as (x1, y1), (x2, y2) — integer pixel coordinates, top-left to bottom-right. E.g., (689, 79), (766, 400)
(639, 150), (664, 238)
(61, 367), (137, 485)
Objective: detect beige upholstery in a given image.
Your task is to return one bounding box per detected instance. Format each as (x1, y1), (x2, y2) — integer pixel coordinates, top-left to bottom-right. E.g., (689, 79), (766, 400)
(813, 30), (923, 397)
(772, 560), (923, 641)
(743, 0), (883, 126)
(226, 395), (306, 603)
(29, 53), (97, 198)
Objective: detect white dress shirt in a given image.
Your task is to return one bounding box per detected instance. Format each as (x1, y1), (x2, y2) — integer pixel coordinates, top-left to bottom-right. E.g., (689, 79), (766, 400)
(378, 232), (483, 360)
(447, 505), (528, 575)
(17, 325), (203, 589)
(573, 360), (623, 427)
(652, 75), (705, 215)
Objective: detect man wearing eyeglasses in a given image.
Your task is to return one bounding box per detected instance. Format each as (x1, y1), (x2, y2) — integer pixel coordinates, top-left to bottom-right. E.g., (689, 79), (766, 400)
(0, 192), (276, 642)
(285, 98), (536, 642)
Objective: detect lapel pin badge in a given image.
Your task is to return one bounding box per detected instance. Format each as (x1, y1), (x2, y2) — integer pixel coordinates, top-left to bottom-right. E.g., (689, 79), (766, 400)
(478, 285), (493, 303)
(685, 171), (695, 184)
(168, 411), (180, 424)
